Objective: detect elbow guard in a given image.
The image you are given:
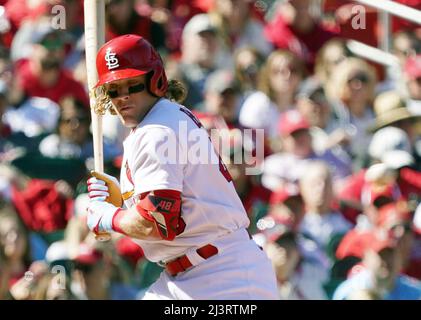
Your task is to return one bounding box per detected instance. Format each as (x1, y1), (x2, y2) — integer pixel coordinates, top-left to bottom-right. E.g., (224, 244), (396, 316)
(136, 190), (183, 241)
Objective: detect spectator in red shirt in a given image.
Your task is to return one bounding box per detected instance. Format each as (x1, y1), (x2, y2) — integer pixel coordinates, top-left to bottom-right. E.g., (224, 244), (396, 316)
(336, 201), (417, 284)
(105, 0), (166, 52)
(11, 177), (74, 235)
(264, 0), (338, 72)
(5, 0), (84, 51)
(14, 24), (89, 107)
(338, 126), (421, 224)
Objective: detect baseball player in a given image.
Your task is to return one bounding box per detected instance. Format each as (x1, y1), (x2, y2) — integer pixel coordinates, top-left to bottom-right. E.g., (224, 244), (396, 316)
(86, 34), (278, 300)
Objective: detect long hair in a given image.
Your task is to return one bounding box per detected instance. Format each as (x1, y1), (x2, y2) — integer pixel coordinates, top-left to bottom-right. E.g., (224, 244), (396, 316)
(257, 49), (307, 101)
(165, 79), (187, 104)
(93, 79), (187, 115)
(0, 205), (32, 267)
(315, 38), (354, 84)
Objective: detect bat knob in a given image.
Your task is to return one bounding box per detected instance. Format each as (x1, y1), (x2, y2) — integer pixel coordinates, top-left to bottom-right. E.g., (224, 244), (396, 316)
(95, 232), (112, 242)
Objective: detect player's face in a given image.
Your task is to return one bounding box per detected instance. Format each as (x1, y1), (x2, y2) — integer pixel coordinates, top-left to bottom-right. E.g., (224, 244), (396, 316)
(105, 75), (159, 128)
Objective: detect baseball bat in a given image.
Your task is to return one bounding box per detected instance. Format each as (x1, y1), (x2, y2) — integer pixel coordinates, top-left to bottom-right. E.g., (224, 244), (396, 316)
(84, 0), (111, 242)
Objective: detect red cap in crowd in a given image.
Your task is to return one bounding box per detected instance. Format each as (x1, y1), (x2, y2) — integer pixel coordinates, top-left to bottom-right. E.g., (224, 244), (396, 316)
(376, 202), (411, 230)
(113, 155), (123, 169)
(278, 110), (310, 137)
(362, 182), (397, 208)
(115, 236), (145, 267)
(269, 185), (301, 205)
(336, 230), (396, 260)
(267, 184), (303, 232)
(74, 243), (103, 265)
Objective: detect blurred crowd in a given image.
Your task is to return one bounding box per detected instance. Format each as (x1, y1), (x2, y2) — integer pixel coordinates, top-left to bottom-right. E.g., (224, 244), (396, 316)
(0, 0), (421, 300)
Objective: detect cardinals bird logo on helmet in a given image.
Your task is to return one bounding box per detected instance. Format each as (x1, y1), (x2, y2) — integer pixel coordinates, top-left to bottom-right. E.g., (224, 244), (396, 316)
(105, 48), (119, 70)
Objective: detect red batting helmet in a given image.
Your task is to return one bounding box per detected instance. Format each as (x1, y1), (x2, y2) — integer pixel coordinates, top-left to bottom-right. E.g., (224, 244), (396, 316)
(95, 34), (168, 97)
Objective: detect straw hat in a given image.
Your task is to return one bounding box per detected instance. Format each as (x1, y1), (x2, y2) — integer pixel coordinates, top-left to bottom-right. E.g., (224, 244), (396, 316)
(369, 91), (421, 132)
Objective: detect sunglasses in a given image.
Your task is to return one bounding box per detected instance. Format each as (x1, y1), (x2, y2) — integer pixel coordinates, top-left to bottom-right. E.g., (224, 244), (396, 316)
(348, 73), (369, 84)
(271, 67), (300, 79)
(106, 83), (146, 98)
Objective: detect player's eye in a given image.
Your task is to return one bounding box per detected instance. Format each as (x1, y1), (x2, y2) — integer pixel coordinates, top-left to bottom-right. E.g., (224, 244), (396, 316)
(128, 83), (145, 94)
(107, 89), (119, 98)
(106, 83), (145, 98)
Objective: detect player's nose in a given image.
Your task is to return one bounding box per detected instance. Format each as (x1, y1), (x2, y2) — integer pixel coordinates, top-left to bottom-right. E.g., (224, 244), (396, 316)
(115, 93), (130, 105)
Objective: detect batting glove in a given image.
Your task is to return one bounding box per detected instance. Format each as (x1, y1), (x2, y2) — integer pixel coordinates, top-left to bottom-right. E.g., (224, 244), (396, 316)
(87, 177), (110, 201)
(87, 198), (121, 234)
(87, 173), (122, 234)
(88, 171), (123, 207)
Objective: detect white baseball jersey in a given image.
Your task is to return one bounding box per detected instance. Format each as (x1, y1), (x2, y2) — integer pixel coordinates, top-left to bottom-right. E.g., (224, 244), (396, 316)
(119, 98), (249, 262)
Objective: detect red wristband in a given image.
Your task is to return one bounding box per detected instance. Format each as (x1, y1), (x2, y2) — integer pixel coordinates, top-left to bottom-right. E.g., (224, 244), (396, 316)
(134, 192), (155, 222)
(111, 208), (127, 235)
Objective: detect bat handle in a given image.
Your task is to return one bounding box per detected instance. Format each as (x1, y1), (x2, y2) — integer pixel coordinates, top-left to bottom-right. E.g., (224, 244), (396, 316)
(95, 232), (112, 242)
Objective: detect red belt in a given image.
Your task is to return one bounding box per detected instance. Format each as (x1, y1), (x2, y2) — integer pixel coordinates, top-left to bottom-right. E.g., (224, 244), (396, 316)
(165, 244), (218, 277)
